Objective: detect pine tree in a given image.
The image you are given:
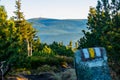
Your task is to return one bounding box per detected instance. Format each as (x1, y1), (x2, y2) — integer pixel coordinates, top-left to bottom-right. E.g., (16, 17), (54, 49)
(75, 42), (78, 49)
(78, 0), (120, 77)
(13, 0), (35, 56)
(0, 5), (17, 61)
(68, 40), (73, 49)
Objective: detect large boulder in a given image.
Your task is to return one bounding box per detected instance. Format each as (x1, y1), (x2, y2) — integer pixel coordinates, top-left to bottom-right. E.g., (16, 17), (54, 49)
(74, 47), (111, 80)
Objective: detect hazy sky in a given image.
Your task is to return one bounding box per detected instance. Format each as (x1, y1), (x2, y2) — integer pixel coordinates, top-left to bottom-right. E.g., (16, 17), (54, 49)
(0, 0), (97, 19)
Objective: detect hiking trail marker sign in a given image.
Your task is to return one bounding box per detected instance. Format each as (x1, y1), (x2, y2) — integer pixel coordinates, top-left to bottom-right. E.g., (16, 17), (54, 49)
(74, 47), (111, 80)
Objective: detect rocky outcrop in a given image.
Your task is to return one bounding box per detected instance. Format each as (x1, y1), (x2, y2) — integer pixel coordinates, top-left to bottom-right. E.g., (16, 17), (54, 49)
(0, 61), (11, 76)
(7, 68), (77, 80)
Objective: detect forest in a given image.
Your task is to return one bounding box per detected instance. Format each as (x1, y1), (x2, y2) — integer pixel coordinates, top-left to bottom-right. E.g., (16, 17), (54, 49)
(0, 0), (120, 80)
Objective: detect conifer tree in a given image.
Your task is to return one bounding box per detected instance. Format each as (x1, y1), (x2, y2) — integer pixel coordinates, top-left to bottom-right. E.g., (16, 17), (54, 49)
(0, 5), (17, 61)
(68, 40), (73, 49)
(78, 0), (120, 77)
(13, 0), (35, 56)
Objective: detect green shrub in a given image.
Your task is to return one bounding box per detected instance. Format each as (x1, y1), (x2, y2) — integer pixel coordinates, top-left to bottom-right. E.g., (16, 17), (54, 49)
(33, 50), (55, 57)
(37, 65), (59, 72)
(55, 55), (74, 66)
(29, 55), (74, 69)
(30, 56), (46, 69)
(9, 68), (31, 75)
(49, 42), (74, 57)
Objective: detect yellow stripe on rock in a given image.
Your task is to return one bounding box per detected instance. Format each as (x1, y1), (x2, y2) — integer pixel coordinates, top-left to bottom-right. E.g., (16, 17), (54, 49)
(88, 48), (95, 59)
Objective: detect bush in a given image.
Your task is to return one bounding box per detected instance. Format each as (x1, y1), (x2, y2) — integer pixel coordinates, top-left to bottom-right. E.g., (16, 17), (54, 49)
(33, 51), (55, 57)
(55, 55), (74, 66)
(49, 42), (74, 57)
(29, 55), (74, 69)
(30, 56), (46, 69)
(37, 65), (59, 72)
(9, 68), (31, 75)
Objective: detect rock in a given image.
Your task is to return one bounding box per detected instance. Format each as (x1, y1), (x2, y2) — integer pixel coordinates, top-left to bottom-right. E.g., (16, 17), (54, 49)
(61, 69), (77, 80)
(74, 47), (112, 80)
(16, 77), (28, 80)
(23, 72), (56, 80)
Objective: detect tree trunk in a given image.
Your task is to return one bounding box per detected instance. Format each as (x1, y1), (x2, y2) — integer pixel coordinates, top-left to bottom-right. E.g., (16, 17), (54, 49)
(26, 39), (32, 56)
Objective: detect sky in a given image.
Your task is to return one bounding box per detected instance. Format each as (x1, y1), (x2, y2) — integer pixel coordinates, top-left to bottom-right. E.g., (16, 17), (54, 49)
(0, 0), (97, 19)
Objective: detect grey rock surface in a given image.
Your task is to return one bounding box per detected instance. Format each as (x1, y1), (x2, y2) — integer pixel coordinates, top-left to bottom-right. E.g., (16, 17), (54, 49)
(74, 47), (111, 80)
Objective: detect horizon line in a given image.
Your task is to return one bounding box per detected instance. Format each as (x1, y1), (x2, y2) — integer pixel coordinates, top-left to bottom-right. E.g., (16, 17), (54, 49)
(27, 17), (88, 20)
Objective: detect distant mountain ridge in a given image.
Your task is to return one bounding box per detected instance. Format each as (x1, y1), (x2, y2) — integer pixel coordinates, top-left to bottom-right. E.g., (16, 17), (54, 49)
(28, 18), (88, 46)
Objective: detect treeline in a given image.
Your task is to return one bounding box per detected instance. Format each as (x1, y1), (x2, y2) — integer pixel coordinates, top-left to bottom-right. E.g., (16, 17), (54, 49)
(0, 0), (74, 72)
(78, 0), (120, 78)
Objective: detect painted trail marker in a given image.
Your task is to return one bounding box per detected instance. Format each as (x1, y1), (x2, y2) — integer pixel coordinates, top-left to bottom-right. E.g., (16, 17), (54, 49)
(74, 47), (111, 80)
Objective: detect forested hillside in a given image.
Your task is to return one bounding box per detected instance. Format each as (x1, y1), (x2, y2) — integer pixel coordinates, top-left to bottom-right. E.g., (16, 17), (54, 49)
(28, 18), (88, 46)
